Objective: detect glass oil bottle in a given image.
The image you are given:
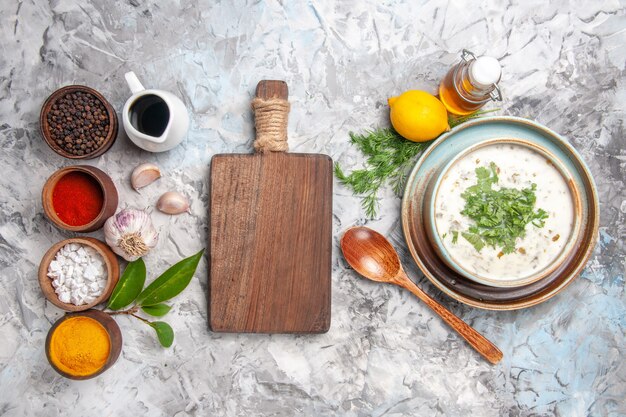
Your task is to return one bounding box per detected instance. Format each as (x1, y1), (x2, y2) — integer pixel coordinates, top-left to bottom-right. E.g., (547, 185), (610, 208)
(439, 49), (502, 116)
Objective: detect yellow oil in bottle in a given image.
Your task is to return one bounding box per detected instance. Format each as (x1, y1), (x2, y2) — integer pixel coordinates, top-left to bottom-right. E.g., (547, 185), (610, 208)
(439, 65), (484, 115)
(439, 50), (502, 116)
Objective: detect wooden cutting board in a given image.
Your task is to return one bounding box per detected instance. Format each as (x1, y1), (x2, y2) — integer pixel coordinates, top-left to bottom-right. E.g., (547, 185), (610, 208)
(209, 80), (332, 333)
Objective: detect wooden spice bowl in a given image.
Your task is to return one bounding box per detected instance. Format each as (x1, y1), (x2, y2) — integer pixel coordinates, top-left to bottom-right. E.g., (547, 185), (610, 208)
(38, 237), (120, 312)
(45, 309), (122, 380)
(42, 165), (118, 232)
(40, 85), (118, 159)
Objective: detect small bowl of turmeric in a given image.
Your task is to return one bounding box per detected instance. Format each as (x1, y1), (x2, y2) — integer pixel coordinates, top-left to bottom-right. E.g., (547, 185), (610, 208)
(45, 309), (122, 380)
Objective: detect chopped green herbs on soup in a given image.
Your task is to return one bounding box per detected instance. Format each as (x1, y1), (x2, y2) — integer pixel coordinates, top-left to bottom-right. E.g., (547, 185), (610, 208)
(454, 162), (548, 254)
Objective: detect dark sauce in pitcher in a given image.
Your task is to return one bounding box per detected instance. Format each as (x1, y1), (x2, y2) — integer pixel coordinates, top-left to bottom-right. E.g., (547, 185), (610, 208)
(129, 94), (170, 137)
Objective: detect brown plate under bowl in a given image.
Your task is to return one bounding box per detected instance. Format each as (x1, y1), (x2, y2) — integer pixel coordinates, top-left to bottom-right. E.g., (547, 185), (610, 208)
(42, 165), (118, 232)
(38, 237), (120, 312)
(40, 85), (118, 159)
(401, 117), (599, 310)
(45, 309), (122, 380)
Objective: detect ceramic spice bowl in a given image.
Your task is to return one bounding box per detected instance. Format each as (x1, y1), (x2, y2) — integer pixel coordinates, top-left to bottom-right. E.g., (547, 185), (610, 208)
(39, 85), (119, 159)
(45, 309), (122, 380)
(38, 237), (120, 312)
(41, 165), (118, 233)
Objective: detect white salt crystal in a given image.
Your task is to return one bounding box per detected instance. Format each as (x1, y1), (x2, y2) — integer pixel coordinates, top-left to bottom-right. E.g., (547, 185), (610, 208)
(84, 264), (97, 280)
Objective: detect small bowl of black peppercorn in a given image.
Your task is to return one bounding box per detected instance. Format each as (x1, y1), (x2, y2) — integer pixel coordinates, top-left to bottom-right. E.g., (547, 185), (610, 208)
(40, 85), (119, 159)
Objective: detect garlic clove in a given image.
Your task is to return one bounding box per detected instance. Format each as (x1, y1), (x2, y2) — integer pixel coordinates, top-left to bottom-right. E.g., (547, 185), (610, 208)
(131, 163), (161, 191)
(157, 191), (190, 215)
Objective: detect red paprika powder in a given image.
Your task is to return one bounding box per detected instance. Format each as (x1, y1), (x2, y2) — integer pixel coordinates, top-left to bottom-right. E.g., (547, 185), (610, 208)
(52, 172), (104, 226)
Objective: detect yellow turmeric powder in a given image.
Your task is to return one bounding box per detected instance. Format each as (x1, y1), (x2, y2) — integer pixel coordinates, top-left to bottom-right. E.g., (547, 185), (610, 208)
(49, 316), (110, 376)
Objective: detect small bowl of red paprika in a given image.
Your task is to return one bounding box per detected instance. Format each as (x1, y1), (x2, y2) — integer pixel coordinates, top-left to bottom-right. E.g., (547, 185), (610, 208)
(42, 165), (118, 232)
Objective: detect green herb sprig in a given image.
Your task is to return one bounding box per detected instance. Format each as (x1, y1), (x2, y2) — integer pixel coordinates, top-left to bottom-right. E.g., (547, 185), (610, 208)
(106, 249), (204, 347)
(335, 110), (498, 218)
(457, 162), (548, 254)
(334, 128), (429, 218)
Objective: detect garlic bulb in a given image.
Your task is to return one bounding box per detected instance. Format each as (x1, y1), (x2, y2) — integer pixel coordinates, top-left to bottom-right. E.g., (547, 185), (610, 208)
(104, 208), (158, 261)
(131, 163), (161, 191)
(157, 191), (190, 215)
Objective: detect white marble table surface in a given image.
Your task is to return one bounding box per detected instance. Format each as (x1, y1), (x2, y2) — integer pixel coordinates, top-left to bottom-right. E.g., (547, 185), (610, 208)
(0, 0), (624, 416)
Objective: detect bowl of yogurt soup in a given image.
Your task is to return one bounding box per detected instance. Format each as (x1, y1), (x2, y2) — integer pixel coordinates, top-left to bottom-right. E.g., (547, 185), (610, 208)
(425, 138), (582, 287)
(402, 116), (599, 309)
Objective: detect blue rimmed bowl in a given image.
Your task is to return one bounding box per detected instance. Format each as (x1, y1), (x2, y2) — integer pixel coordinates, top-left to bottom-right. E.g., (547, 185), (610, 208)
(402, 116), (599, 310)
(423, 137), (583, 288)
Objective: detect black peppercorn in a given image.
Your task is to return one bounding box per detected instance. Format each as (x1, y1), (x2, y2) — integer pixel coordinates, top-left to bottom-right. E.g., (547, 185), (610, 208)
(46, 91), (110, 156)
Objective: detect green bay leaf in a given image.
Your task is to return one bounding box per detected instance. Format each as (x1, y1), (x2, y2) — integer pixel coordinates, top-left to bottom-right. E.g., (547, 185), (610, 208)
(150, 321), (174, 347)
(136, 249), (204, 306)
(141, 304), (172, 317)
(107, 258), (146, 310)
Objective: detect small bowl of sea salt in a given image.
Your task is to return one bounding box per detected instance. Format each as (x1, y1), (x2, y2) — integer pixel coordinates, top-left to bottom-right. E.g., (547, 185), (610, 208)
(38, 237), (120, 312)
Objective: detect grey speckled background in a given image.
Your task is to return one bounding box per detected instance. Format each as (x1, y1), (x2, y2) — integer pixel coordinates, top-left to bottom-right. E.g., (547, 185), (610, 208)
(0, 1), (624, 416)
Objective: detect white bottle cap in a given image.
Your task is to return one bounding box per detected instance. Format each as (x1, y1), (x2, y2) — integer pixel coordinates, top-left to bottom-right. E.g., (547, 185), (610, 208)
(469, 56), (501, 88)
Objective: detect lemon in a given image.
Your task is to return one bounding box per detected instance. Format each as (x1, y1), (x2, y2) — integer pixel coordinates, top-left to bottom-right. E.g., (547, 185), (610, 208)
(388, 90), (450, 142)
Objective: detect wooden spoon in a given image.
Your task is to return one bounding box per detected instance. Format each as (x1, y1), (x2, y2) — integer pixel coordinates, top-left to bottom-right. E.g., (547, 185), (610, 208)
(340, 226), (503, 365)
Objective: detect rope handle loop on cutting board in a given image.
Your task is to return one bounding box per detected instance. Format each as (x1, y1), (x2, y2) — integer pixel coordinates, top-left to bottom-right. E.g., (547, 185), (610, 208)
(252, 97), (290, 153)
(252, 80), (290, 153)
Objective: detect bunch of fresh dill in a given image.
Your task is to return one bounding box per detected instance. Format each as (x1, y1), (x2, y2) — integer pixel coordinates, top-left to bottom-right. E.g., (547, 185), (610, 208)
(334, 110), (497, 218)
(334, 128), (427, 218)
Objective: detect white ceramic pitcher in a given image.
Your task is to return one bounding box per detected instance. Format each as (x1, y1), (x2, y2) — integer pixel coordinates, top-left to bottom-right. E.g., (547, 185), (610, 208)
(122, 71), (189, 152)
